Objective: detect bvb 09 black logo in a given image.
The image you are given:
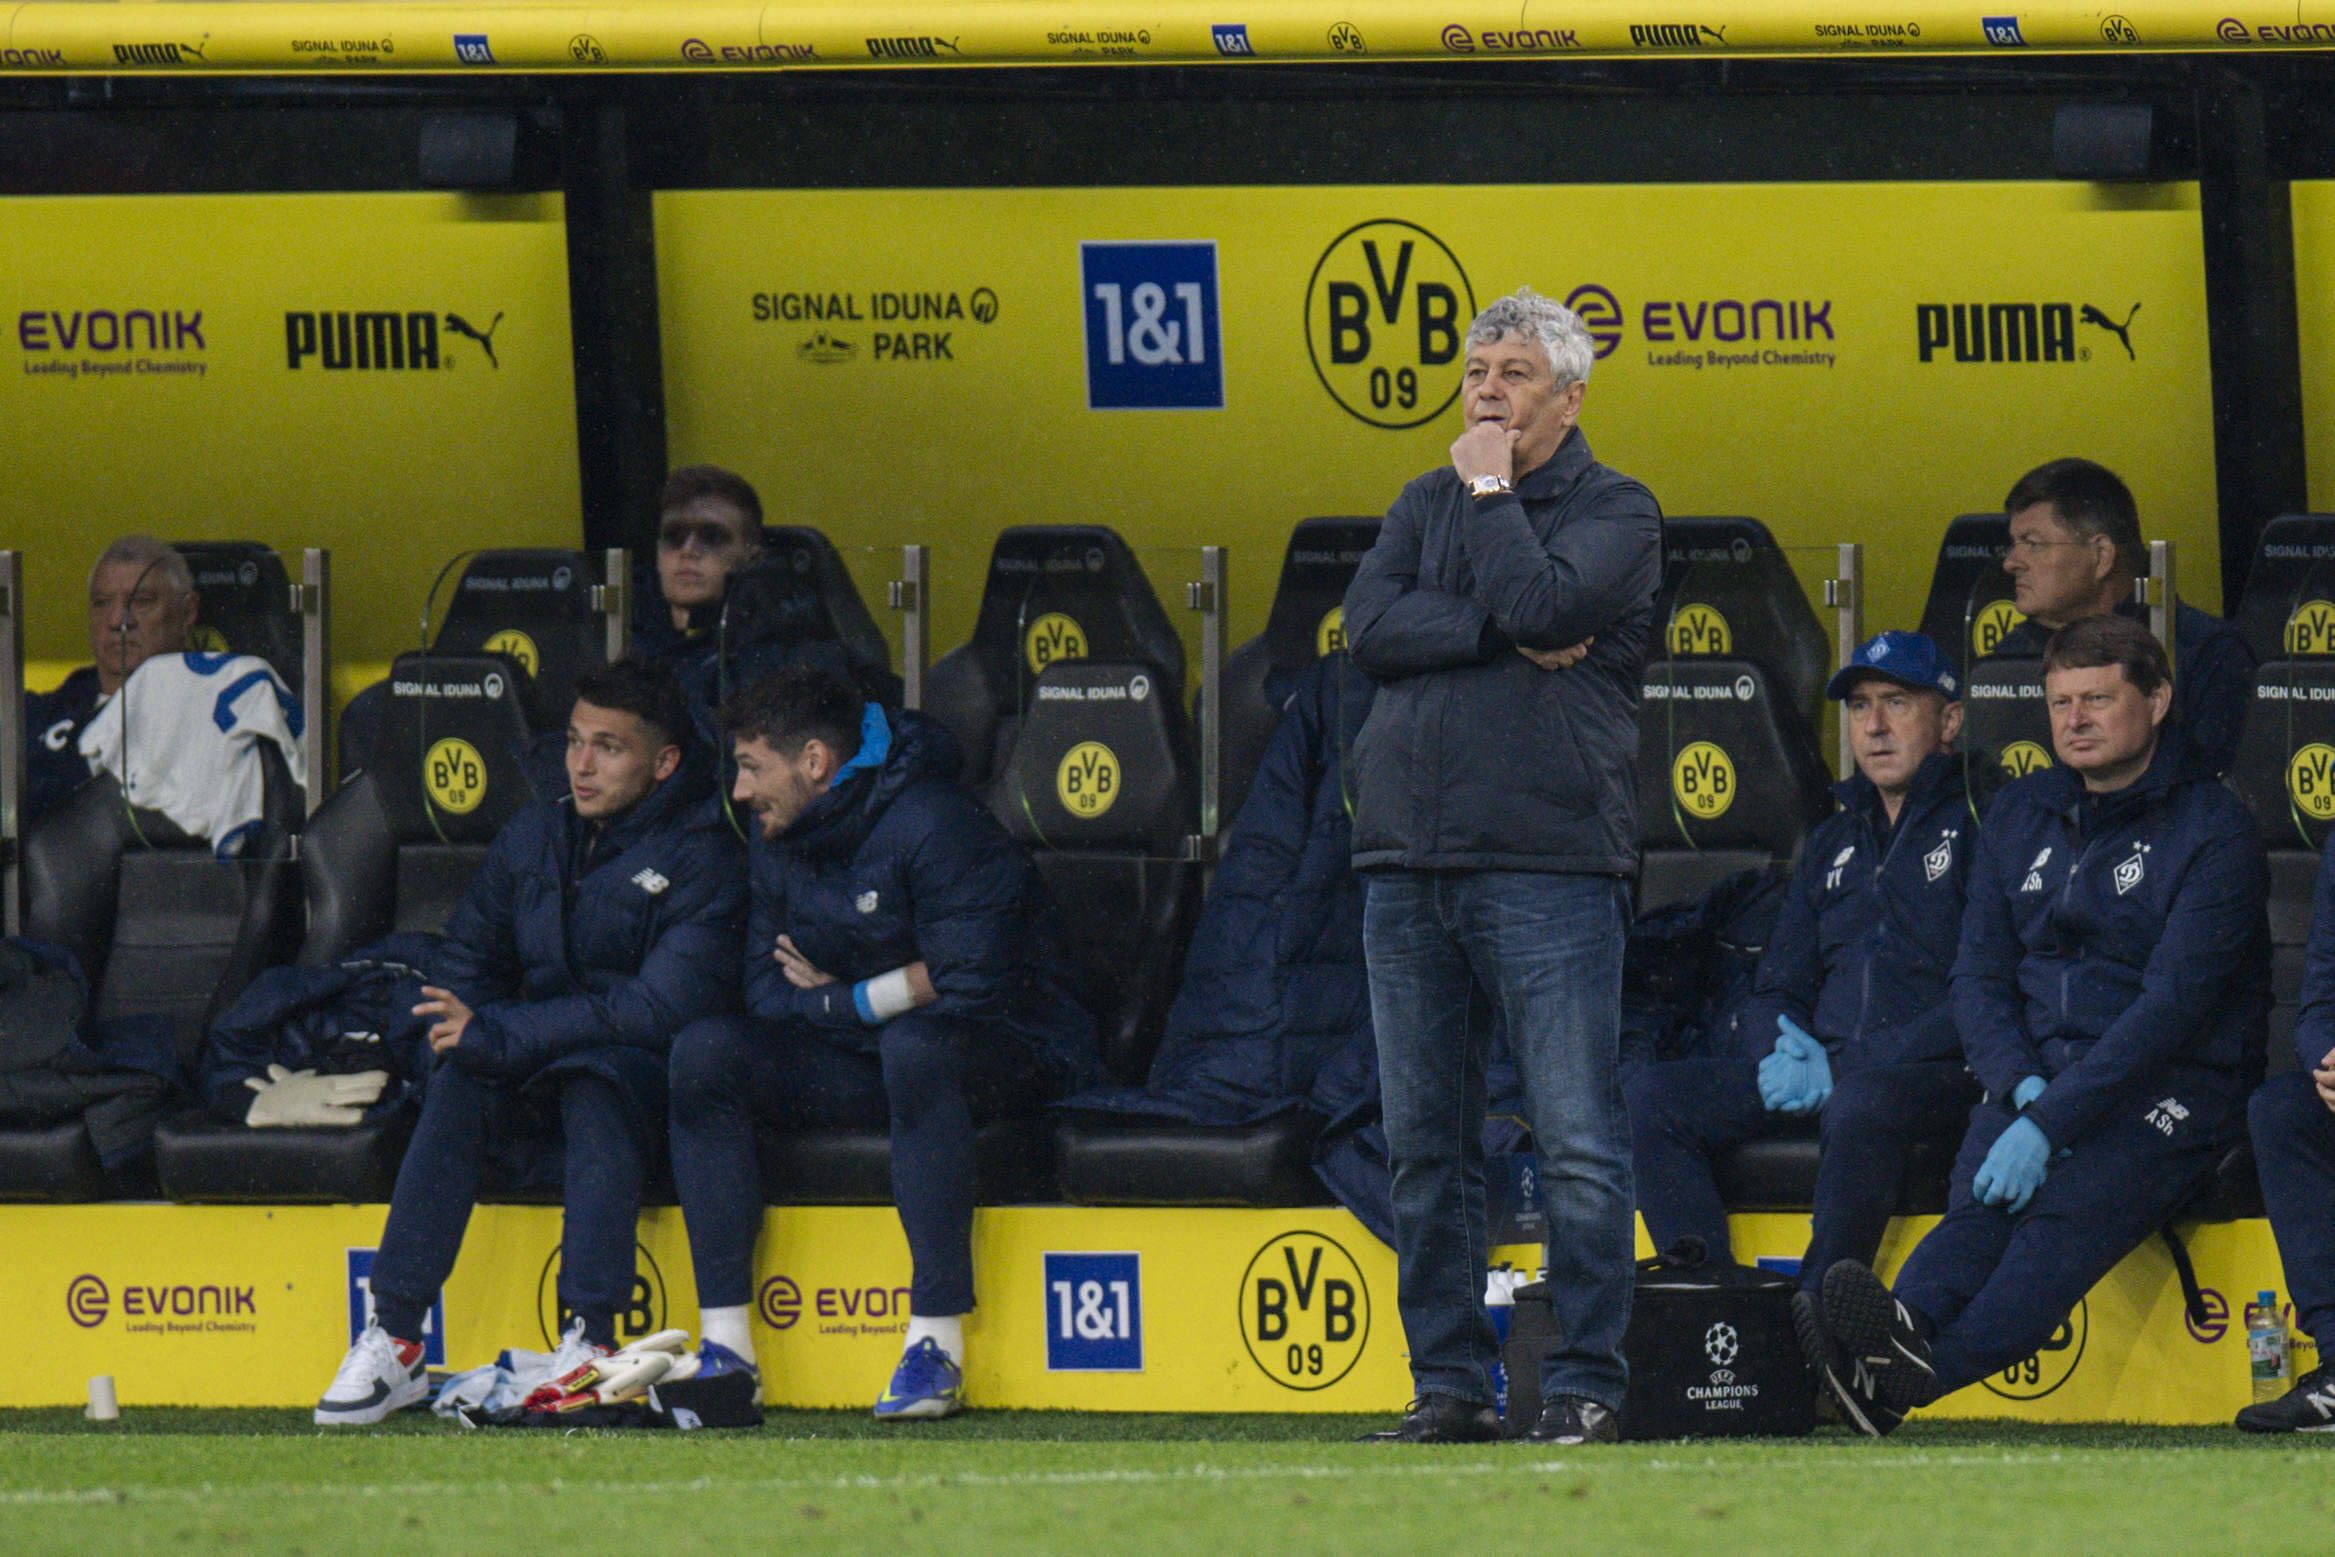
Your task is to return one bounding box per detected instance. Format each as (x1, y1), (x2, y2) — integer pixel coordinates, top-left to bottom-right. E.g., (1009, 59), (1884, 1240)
(1982, 1297), (2087, 1400)
(1305, 219), (1475, 430)
(537, 1241), (666, 1346)
(1240, 1230), (1370, 1389)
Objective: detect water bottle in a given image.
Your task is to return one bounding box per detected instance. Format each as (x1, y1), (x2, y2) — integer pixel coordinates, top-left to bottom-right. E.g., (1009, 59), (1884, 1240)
(1485, 1265), (1516, 1420)
(2246, 1289), (2291, 1404)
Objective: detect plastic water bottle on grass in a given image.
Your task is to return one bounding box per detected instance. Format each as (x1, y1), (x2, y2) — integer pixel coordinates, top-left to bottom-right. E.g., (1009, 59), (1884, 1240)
(1486, 1266), (1516, 1419)
(2246, 1289), (2290, 1403)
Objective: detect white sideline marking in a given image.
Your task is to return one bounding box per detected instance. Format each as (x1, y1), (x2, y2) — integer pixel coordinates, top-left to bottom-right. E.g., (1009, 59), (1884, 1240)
(0, 1451), (2077, 1508)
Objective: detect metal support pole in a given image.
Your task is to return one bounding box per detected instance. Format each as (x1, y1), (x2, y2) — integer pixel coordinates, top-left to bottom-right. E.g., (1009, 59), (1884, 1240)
(298, 547), (332, 815)
(596, 547), (631, 662)
(2140, 539), (2177, 679)
(1825, 542), (1864, 782)
(1186, 546), (1226, 857)
(1, 551), (22, 936)
(889, 545), (929, 710)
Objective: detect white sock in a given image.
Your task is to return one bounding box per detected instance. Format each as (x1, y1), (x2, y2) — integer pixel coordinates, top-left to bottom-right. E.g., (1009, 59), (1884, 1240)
(905, 1313), (964, 1365)
(700, 1305), (753, 1360)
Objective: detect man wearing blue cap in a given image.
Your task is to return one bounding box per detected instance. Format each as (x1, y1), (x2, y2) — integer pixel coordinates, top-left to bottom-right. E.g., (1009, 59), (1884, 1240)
(1627, 630), (1979, 1291)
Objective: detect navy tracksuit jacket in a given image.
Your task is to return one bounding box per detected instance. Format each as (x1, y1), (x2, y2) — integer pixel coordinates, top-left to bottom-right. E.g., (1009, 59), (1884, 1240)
(1629, 751), (1979, 1285)
(368, 744), (747, 1348)
(1894, 727), (2269, 1392)
(2250, 842), (2335, 1357)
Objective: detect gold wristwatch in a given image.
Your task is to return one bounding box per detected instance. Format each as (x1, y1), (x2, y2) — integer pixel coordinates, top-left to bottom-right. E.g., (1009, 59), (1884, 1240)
(1467, 474), (1515, 500)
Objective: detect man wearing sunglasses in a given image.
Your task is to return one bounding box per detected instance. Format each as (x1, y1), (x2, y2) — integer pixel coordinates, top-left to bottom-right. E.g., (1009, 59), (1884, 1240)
(638, 465), (768, 660)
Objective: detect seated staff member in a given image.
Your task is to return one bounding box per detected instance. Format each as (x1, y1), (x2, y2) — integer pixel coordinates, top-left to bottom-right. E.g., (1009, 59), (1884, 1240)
(667, 667), (1101, 1421)
(24, 534), (199, 825)
(315, 659), (746, 1425)
(1800, 615), (2268, 1435)
(1627, 631), (1979, 1287)
(2239, 846), (2335, 1432)
(1988, 457), (2253, 774)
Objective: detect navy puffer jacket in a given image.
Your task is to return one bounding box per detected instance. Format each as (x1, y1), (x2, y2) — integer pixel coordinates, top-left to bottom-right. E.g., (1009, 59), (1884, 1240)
(1952, 727), (2268, 1149)
(1735, 751), (1976, 1073)
(1063, 656), (1376, 1122)
(744, 706), (1101, 1092)
(430, 739), (748, 1128)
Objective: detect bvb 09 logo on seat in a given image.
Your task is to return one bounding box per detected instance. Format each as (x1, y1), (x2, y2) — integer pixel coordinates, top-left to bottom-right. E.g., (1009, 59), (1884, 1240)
(1239, 1230), (1369, 1390)
(1671, 741), (1735, 820)
(1056, 741), (1120, 818)
(1971, 598), (2027, 659)
(2289, 743), (2335, 821)
(1316, 605), (1346, 656)
(484, 628), (539, 676)
(1024, 612), (1087, 675)
(424, 737), (487, 815)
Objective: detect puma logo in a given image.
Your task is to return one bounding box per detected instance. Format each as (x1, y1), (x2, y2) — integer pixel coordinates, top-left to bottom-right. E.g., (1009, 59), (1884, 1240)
(2080, 302), (2140, 360)
(443, 310), (504, 368)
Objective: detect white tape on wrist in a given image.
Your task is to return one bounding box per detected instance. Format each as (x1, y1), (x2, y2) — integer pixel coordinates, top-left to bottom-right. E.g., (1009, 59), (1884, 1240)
(863, 966), (918, 1022)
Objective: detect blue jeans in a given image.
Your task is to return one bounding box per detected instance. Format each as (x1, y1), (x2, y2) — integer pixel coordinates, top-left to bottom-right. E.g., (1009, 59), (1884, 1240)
(1364, 869), (1634, 1411)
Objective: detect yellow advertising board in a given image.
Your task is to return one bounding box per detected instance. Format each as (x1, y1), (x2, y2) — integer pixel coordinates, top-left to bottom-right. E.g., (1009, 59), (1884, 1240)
(0, 1201), (2301, 1424)
(0, 193), (582, 688)
(4, 4), (2335, 74)
(659, 181), (2221, 659)
(2293, 182), (2335, 515)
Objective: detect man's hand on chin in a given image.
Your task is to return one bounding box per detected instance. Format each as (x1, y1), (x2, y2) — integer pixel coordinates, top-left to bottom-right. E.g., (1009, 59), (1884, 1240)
(1451, 424), (1520, 486)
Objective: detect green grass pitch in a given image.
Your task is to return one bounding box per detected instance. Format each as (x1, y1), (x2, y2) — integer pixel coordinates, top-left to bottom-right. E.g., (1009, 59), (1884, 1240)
(3, 1409), (2330, 1552)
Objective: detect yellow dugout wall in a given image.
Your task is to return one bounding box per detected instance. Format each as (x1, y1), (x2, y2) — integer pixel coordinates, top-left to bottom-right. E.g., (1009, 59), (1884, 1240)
(0, 191), (582, 695)
(660, 180), (2224, 657)
(0, 1202), (2308, 1423)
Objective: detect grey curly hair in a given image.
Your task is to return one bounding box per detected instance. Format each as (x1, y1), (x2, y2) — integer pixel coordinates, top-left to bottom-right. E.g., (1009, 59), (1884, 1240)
(1465, 287), (1595, 389)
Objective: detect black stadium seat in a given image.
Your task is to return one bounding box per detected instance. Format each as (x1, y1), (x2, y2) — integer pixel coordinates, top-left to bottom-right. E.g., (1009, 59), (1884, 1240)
(2230, 513), (2335, 666)
(924, 526), (1187, 787)
(1959, 653), (2054, 793)
(2227, 659), (2335, 1076)
(1055, 1113), (1330, 1208)
(428, 548), (612, 726)
(1714, 1135), (1958, 1218)
(1635, 659), (1834, 912)
(1219, 517), (1378, 827)
(175, 541), (302, 690)
(153, 654), (538, 1203)
(991, 659), (1201, 1084)
(1916, 513), (2023, 676)
(5, 745), (303, 1200)
(760, 524), (894, 678)
(1657, 517), (1833, 737)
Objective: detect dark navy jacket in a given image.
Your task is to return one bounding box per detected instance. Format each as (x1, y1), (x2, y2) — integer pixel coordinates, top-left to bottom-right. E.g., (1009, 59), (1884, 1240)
(198, 931), (443, 1122)
(1344, 429), (1664, 875)
(1952, 729), (2269, 1150)
(1995, 601), (2254, 775)
(744, 707), (1101, 1090)
(22, 666), (103, 826)
(1062, 656), (1375, 1123)
(2284, 842), (2335, 1073)
(1736, 751), (1975, 1074)
(432, 741), (747, 1105)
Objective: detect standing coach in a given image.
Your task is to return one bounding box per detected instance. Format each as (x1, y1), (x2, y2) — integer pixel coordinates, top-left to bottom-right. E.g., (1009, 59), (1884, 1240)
(1343, 288), (1664, 1445)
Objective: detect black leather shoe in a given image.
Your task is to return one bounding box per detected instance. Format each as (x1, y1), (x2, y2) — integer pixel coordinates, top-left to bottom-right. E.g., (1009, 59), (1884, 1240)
(1357, 1394), (1501, 1443)
(1523, 1394), (1620, 1444)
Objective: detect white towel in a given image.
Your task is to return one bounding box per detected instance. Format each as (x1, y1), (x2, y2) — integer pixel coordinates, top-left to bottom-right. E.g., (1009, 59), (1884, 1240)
(78, 651), (307, 857)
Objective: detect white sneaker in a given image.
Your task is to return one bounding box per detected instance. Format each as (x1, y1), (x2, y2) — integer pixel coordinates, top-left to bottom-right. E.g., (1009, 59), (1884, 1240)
(315, 1322), (429, 1426)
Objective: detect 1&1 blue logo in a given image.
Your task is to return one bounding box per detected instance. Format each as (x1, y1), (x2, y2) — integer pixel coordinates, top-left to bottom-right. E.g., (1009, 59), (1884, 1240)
(1080, 241), (1224, 410)
(347, 1248), (446, 1364)
(1982, 16), (2027, 45)
(1043, 1252), (1143, 1371)
(1212, 24), (1256, 55)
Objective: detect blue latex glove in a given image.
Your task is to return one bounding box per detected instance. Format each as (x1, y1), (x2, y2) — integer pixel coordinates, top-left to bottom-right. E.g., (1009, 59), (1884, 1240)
(1972, 1116), (2052, 1213)
(2011, 1075), (2047, 1111)
(1758, 1018), (1832, 1115)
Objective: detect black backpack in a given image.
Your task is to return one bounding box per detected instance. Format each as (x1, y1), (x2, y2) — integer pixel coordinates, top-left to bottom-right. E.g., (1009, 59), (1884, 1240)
(1503, 1240), (1816, 1439)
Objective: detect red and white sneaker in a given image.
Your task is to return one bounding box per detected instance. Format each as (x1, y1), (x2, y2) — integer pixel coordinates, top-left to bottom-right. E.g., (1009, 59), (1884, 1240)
(315, 1322), (429, 1426)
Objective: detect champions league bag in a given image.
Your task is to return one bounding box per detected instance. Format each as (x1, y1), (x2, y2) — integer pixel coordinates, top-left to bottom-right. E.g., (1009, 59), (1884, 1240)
(1502, 1240), (1814, 1440)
